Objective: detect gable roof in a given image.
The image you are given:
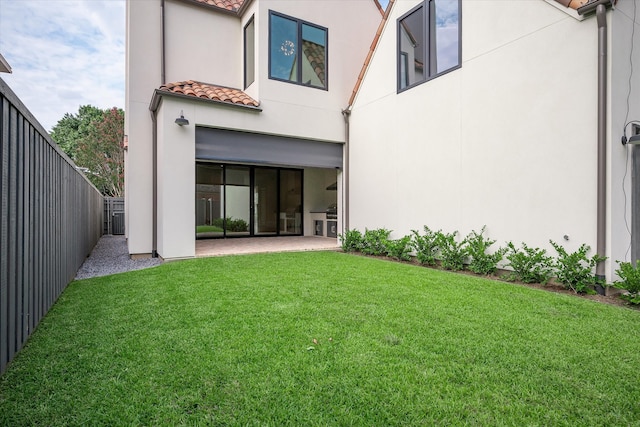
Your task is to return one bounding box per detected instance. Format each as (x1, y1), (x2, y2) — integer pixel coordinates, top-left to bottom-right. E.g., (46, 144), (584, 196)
(151, 80), (261, 111)
(301, 40), (327, 86)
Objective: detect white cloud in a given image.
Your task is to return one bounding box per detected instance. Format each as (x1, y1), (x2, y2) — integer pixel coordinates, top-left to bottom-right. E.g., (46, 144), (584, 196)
(0, 0), (125, 132)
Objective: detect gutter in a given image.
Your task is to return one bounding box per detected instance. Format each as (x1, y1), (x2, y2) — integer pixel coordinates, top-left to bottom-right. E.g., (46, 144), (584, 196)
(578, 0), (613, 283)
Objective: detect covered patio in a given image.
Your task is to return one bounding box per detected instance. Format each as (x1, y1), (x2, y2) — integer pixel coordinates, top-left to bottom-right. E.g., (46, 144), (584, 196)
(195, 236), (339, 257)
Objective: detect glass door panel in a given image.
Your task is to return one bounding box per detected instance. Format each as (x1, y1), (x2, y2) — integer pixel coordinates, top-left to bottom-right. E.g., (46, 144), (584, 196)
(279, 169), (302, 235)
(196, 164), (224, 238)
(254, 168), (278, 235)
(225, 166), (251, 236)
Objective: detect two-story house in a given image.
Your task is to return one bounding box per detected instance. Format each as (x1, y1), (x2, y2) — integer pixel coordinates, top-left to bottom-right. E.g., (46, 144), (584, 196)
(126, 0), (640, 281)
(125, 0), (381, 259)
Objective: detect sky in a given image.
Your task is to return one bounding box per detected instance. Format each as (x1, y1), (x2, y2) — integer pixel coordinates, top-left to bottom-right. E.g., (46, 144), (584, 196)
(0, 0), (125, 132)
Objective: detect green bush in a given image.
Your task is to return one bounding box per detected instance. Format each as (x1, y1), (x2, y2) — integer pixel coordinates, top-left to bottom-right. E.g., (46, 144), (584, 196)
(550, 241), (605, 294)
(339, 229), (363, 252)
(436, 231), (466, 271)
(411, 226), (440, 266)
(210, 217), (248, 232)
(505, 242), (554, 284)
(614, 261), (640, 304)
(361, 228), (391, 256)
(386, 235), (413, 261)
(464, 226), (506, 275)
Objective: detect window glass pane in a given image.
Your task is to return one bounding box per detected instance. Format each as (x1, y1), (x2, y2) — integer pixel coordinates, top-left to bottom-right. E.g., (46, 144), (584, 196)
(398, 6), (425, 89)
(279, 169), (302, 235)
(196, 164), (223, 238)
(244, 18), (255, 88)
(270, 14), (298, 82)
(435, 0), (460, 74)
(225, 166), (250, 236)
(301, 24), (326, 88)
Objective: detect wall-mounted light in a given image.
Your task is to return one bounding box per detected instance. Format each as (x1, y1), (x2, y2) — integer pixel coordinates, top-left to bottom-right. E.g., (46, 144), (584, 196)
(622, 122), (640, 145)
(175, 110), (189, 126)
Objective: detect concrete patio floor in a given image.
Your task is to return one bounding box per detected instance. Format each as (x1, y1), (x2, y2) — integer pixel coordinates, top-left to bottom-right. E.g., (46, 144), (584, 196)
(195, 236), (340, 257)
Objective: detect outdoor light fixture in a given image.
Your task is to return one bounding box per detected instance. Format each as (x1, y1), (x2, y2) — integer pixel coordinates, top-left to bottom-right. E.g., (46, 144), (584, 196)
(175, 110), (189, 126)
(622, 123), (640, 146)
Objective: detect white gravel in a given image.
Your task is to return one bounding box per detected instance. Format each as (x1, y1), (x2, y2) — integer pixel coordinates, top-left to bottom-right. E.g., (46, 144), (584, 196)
(75, 235), (162, 279)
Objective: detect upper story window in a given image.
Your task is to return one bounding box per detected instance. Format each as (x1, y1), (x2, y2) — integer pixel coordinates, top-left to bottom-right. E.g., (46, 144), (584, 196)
(269, 11), (328, 90)
(244, 16), (255, 89)
(398, 0), (461, 92)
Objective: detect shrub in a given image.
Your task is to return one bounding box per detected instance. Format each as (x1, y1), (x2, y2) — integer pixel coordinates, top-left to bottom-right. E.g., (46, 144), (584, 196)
(436, 231), (466, 271)
(361, 228), (391, 256)
(386, 235), (412, 261)
(505, 242), (554, 284)
(227, 218), (248, 232)
(550, 241), (606, 294)
(210, 217), (248, 232)
(464, 226), (506, 275)
(411, 226), (440, 266)
(614, 261), (640, 304)
(339, 229), (364, 252)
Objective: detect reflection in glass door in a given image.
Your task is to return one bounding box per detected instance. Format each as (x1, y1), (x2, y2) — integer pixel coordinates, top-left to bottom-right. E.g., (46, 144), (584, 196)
(195, 164), (224, 238)
(254, 168), (278, 235)
(280, 169), (302, 234)
(224, 166), (251, 236)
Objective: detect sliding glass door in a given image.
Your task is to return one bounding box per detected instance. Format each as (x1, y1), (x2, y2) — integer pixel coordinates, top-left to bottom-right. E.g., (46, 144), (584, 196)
(196, 163), (302, 238)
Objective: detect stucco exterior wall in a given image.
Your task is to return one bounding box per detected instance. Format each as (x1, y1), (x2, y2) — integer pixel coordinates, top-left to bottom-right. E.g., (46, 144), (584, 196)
(164, 1), (241, 87)
(349, 0), (619, 275)
(156, 98), (196, 259)
(610, 1), (640, 267)
(126, 0), (162, 256)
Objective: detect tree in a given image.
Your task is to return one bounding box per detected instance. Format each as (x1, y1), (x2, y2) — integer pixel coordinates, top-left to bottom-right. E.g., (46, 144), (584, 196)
(50, 105), (104, 161)
(51, 105), (124, 197)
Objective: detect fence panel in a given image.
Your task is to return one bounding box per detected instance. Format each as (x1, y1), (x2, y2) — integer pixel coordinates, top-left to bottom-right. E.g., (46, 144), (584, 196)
(0, 77), (103, 375)
(104, 197), (124, 235)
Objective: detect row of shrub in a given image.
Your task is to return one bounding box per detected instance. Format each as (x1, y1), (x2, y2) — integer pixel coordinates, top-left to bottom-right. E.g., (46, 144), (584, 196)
(210, 217), (249, 232)
(339, 226), (640, 304)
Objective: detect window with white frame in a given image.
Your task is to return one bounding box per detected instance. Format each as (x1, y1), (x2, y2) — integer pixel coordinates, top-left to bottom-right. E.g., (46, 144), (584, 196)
(398, 0), (461, 92)
(269, 11), (328, 90)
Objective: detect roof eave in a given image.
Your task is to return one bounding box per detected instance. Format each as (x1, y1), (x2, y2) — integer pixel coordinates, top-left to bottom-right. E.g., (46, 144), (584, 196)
(149, 89), (262, 113)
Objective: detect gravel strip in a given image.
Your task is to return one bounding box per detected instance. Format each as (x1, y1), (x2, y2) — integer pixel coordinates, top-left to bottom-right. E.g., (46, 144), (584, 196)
(75, 235), (162, 279)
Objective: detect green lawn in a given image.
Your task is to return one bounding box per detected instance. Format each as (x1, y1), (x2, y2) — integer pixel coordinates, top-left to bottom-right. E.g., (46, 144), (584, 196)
(1, 251), (640, 425)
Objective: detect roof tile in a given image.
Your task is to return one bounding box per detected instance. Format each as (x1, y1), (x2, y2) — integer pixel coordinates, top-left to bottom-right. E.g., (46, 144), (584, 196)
(159, 80), (260, 108)
(190, 0), (245, 12)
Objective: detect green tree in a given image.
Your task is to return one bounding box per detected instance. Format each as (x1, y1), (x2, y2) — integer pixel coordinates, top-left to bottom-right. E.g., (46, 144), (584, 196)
(50, 105), (103, 161)
(51, 105), (124, 197)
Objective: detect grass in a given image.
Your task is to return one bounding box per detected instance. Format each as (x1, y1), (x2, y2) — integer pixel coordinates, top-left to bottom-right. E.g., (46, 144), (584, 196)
(195, 225), (223, 233)
(1, 251), (640, 425)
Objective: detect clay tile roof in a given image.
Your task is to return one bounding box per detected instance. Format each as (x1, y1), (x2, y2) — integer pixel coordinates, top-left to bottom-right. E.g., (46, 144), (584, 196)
(190, 0), (245, 12)
(553, 0), (608, 10)
(159, 80), (260, 108)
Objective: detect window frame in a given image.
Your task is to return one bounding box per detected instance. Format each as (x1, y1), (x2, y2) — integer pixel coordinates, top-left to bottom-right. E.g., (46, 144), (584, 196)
(268, 10), (329, 91)
(397, 0), (462, 93)
(244, 15), (256, 89)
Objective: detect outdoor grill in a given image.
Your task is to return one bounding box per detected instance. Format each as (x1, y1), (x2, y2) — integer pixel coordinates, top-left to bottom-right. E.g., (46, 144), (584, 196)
(326, 203), (337, 220)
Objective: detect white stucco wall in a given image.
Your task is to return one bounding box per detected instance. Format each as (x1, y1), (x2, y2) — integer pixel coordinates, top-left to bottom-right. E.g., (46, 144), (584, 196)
(126, 0), (162, 256)
(156, 98), (196, 259)
(164, 1), (241, 87)
(349, 0), (625, 277)
(610, 1), (640, 267)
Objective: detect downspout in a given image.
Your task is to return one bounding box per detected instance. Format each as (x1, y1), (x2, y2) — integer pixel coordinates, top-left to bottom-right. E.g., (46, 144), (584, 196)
(161, 0), (166, 85)
(578, 0), (612, 283)
(341, 109), (351, 231)
(595, 4), (607, 282)
(151, 109), (158, 258)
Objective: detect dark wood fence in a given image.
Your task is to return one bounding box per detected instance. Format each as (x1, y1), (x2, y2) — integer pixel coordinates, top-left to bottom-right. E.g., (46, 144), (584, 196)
(0, 77), (103, 375)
